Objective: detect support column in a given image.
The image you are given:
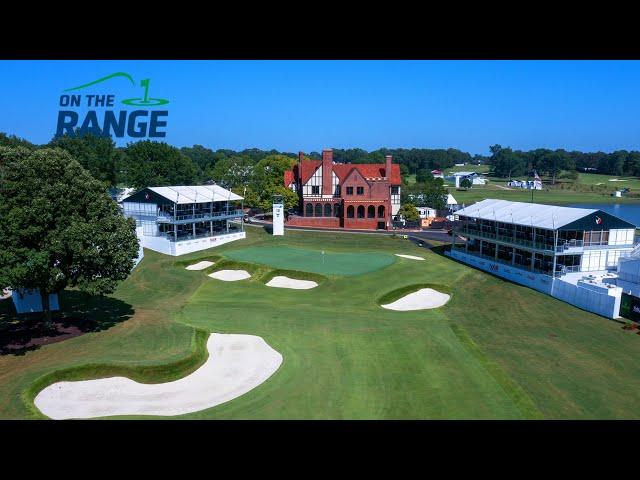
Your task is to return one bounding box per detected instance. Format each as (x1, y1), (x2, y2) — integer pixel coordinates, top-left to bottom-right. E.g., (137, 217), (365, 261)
(226, 219), (229, 233)
(512, 246), (515, 265)
(552, 230), (558, 277)
(210, 220), (213, 236)
(192, 203), (196, 238)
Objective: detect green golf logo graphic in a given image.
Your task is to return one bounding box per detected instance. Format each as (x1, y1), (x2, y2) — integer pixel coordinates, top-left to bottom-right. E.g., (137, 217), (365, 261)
(64, 72), (169, 106)
(56, 72), (170, 138)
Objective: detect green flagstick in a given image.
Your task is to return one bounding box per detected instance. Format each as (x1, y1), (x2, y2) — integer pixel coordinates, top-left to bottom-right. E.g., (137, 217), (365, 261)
(140, 79), (150, 103)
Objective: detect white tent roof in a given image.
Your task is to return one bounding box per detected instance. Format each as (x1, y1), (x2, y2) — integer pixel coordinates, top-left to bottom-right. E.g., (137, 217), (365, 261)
(455, 199), (596, 230)
(125, 185), (243, 204)
(446, 194), (457, 205)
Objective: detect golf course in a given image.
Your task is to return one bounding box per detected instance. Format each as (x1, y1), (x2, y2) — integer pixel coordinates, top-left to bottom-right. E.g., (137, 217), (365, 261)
(2, 226), (640, 419)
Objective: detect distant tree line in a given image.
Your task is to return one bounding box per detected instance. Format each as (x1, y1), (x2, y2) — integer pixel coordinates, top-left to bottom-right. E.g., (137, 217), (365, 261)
(487, 144), (640, 181)
(3, 130), (640, 209)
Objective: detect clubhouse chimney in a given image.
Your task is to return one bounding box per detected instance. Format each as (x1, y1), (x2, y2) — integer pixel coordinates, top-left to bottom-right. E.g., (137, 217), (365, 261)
(322, 149), (333, 196)
(298, 151), (304, 164)
(385, 155), (393, 180)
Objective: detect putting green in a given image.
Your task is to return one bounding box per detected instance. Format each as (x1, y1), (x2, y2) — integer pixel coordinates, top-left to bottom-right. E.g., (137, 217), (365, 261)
(224, 246), (395, 276)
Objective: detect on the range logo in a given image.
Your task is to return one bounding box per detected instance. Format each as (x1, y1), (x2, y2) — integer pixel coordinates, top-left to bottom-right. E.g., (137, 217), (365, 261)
(595, 216), (603, 225)
(55, 72), (169, 139)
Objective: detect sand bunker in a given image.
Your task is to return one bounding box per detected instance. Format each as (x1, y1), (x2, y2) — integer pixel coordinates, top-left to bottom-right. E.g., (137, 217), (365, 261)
(34, 333), (282, 419)
(185, 261), (215, 271)
(266, 276), (318, 290)
(208, 270), (251, 281)
(395, 254), (425, 261)
(381, 288), (450, 311)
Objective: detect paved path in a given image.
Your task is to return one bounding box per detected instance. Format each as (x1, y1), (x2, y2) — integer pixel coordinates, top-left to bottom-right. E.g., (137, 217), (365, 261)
(243, 219), (454, 249)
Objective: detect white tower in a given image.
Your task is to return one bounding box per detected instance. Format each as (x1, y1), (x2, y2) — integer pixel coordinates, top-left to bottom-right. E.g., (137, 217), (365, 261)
(272, 194), (284, 236)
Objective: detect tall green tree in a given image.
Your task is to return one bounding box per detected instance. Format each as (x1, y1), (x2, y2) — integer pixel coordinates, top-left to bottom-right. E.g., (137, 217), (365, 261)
(251, 155), (298, 210)
(398, 203), (420, 222)
(122, 141), (198, 189)
(49, 132), (119, 186)
(0, 147), (140, 323)
(210, 156), (255, 190)
(0, 132), (36, 150)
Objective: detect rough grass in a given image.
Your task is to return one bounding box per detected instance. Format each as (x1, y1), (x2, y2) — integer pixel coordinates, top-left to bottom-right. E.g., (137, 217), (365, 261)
(23, 328), (209, 419)
(3, 227), (640, 419)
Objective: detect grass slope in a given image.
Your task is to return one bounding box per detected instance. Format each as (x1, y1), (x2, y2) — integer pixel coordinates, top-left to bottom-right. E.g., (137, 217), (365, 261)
(2, 228), (640, 419)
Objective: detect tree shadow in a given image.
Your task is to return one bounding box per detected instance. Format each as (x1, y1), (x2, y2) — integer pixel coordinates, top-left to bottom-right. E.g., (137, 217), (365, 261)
(0, 291), (134, 356)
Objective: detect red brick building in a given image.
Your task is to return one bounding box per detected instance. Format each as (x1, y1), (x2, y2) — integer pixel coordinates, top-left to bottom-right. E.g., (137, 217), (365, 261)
(284, 149), (401, 230)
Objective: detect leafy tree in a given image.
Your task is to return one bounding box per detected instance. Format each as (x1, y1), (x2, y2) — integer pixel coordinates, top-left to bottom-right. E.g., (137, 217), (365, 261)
(0, 132), (36, 150)
(490, 145), (526, 179)
(422, 179), (448, 210)
(180, 145), (219, 178)
(398, 203), (420, 222)
(0, 147), (140, 323)
(122, 141), (198, 189)
(251, 155), (298, 211)
(460, 177), (473, 190)
(416, 169), (433, 183)
(49, 132), (119, 186)
(210, 156), (255, 190)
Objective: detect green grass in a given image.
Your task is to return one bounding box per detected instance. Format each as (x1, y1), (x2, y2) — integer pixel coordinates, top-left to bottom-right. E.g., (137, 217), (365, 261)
(2, 227), (640, 419)
(224, 245), (395, 276)
(448, 184), (640, 206)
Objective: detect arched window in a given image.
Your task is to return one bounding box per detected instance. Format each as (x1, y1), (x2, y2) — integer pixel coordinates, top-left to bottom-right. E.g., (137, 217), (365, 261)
(357, 205), (365, 218)
(378, 205), (385, 218)
(324, 203), (332, 217)
(306, 203), (313, 217)
(347, 205), (355, 218)
(334, 203), (341, 217)
(315, 203), (323, 217)
(367, 205), (375, 218)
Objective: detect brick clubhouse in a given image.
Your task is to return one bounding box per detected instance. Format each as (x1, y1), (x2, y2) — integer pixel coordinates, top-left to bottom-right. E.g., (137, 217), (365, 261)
(284, 149), (401, 230)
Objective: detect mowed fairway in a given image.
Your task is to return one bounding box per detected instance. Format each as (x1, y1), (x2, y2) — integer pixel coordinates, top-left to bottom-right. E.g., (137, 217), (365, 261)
(2, 227), (640, 419)
(225, 245), (395, 276)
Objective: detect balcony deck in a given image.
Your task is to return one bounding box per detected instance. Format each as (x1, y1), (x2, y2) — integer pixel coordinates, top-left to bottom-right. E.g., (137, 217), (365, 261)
(156, 209), (244, 225)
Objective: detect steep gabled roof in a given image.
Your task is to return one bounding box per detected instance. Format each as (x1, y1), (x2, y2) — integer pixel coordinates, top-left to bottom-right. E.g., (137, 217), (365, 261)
(285, 161), (402, 187)
(284, 169), (295, 187)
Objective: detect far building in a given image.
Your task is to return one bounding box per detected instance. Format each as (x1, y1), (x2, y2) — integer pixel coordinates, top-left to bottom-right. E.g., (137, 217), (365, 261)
(121, 185), (245, 256)
(431, 169), (444, 179)
(446, 171), (487, 188)
(284, 149), (402, 230)
(449, 198), (637, 319)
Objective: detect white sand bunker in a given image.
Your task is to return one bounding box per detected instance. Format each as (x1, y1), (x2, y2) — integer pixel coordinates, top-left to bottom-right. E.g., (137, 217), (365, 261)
(266, 276), (318, 290)
(34, 333), (282, 419)
(381, 288), (450, 311)
(395, 254), (425, 261)
(208, 270), (251, 281)
(185, 261), (215, 271)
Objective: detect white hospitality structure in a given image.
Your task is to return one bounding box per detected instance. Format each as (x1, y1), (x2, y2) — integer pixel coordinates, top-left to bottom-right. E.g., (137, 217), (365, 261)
(446, 171), (487, 188)
(122, 185), (245, 256)
(447, 199), (637, 319)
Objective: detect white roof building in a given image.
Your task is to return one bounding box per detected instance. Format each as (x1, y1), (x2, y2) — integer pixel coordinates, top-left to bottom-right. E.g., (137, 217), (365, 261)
(455, 199), (601, 230)
(125, 185), (243, 204)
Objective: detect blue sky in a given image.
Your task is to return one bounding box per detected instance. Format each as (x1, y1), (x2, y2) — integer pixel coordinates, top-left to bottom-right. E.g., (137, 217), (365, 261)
(1, 60), (639, 155)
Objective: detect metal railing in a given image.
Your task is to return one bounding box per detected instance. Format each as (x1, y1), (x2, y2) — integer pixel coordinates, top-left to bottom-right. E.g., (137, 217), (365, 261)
(458, 227), (556, 253)
(158, 228), (242, 242)
(157, 209), (244, 223)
